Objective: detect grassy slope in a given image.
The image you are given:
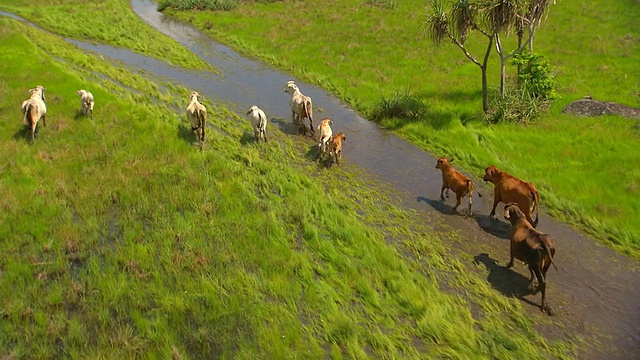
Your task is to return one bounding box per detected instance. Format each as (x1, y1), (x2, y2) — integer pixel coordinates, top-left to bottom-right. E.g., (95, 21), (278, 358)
(162, 0), (640, 259)
(0, 0), (214, 72)
(0, 17), (575, 359)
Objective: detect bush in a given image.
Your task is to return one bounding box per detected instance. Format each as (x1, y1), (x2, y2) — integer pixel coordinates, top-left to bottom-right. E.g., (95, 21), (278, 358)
(512, 51), (558, 101)
(370, 89), (429, 122)
(486, 52), (557, 124)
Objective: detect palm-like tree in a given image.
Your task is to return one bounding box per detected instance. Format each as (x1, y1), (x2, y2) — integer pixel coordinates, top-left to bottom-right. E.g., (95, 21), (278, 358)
(427, 0), (494, 112)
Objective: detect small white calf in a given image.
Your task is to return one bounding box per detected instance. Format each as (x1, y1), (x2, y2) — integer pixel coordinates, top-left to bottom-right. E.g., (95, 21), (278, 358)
(317, 118), (333, 155)
(186, 91), (207, 142)
(21, 85), (47, 142)
(246, 105), (268, 143)
(76, 89), (94, 119)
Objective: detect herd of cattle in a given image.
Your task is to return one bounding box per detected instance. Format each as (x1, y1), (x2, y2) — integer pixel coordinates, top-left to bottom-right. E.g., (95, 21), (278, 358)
(20, 80), (557, 315)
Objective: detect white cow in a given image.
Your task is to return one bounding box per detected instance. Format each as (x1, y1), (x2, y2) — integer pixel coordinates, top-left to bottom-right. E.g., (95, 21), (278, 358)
(246, 105), (268, 143)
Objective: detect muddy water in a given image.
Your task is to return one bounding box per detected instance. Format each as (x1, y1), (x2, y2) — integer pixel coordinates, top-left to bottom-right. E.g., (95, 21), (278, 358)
(4, 4), (639, 358)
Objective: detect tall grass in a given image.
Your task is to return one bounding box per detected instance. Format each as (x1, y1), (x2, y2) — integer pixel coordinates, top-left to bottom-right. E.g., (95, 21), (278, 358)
(0, 16), (574, 359)
(161, 0), (640, 259)
(0, 0), (213, 72)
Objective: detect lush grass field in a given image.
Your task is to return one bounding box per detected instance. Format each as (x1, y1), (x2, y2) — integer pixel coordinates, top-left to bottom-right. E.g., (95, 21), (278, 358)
(160, 0), (640, 259)
(0, 0), (213, 72)
(0, 15), (577, 358)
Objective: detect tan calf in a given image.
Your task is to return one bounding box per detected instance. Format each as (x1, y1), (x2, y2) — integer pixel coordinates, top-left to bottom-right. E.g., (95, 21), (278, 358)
(435, 157), (482, 215)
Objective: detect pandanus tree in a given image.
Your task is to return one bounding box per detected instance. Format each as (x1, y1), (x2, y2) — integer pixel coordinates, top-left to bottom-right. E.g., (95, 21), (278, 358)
(426, 0), (555, 109)
(487, 0), (555, 97)
(427, 0), (494, 112)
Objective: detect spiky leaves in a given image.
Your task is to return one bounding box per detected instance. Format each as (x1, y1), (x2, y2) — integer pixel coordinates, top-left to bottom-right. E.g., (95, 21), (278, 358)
(426, 0), (450, 45)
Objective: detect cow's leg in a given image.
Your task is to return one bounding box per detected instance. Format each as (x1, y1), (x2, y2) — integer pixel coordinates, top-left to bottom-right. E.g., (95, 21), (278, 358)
(527, 267), (537, 291)
(41, 114), (46, 127)
(440, 184), (447, 201)
(309, 118), (315, 134)
(506, 244), (515, 268)
(532, 267), (550, 314)
(468, 194), (473, 216)
(489, 189), (501, 219)
(453, 195), (461, 212)
(31, 119), (37, 142)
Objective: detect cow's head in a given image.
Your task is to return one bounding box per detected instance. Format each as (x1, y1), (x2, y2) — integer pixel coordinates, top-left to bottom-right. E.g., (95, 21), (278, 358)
(189, 91), (201, 102)
(284, 81), (298, 94)
(435, 157), (453, 170)
(246, 105), (259, 115)
(503, 203), (525, 225)
(483, 165), (500, 182)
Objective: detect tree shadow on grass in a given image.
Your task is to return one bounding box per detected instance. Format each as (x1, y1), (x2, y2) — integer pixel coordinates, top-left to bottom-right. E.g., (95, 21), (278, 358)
(473, 252), (540, 309)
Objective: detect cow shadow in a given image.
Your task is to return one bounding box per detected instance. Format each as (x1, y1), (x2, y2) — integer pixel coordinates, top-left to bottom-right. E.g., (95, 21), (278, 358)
(270, 117), (306, 136)
(474, 213), (511, 240)
(240, 131), (256, 145)
(473, 253), (539, 308)
(12, 126), (31, 142)
(74, 110), (85, 120)
(177, 123), (197, 143)
(416, 195), (465, 216)
(305, 144), (334, 168)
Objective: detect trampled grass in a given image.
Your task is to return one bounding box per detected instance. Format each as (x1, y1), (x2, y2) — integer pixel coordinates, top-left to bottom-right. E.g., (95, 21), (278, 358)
(0, 16), (575, 359)
(160, 0), (640, 259)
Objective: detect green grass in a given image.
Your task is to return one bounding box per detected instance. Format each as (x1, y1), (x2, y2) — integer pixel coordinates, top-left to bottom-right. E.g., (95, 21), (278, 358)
(0, 0), (214, 72)
(0, 16), (577, 359)
(160, 0), (640, 259)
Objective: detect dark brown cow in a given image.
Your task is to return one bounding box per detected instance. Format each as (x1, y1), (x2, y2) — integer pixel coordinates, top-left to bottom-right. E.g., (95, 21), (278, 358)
(504, 203), (557, 315)
(483, 165), (541, 227)
(435, 157), (482, 215)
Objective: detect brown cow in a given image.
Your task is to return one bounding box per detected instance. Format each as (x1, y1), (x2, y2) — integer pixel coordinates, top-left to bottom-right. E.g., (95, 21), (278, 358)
(483, 165), (540, 227)
(435, 157), (482, 215)
(503, 203), (557, 315)
(329, 132), (346, 165)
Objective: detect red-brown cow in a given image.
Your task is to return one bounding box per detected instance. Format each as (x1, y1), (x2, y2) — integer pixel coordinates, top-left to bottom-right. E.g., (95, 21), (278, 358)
(483, 165), (540, 227)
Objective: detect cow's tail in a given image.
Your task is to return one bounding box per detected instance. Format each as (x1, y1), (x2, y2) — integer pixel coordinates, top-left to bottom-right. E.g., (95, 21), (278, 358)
(23, 102), (32, 127)
(531, 186), (540, 227)
(539, 239), (557, 271)
(304, 99), (314, 131)
(469, 180), (482, 198)
(197, 109), (206, 141)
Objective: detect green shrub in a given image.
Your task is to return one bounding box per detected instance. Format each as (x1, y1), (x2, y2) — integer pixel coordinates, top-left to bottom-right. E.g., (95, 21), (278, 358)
(513, 51), (559, 101)
(486, 52), (558, 124)
(370, 89), (429, 122)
